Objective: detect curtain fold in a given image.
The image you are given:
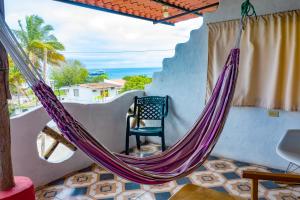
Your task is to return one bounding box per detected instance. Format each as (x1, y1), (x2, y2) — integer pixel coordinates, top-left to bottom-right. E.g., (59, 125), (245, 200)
(207, 10), (300, 111)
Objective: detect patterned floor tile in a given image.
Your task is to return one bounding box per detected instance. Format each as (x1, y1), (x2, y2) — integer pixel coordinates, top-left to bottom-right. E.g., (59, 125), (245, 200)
(88, 180), (123, 199)
(57, 195), (93, 200)
(204, 160), (237, 173)
(210, 186), (228, 193)
(222, 172), (241, 180)
(292, 186), (300, 192)
(190, 171), (226, 187)
(133, 145), (158, 154)
(154, 192), (171, 200)
(36, 143), (300, 200)
(65, 172), (98, 188)
(78, 166), (94, 173)
(143, 181), (176, 193)
(116, 190), (148, 200)
(124, 182), (141, 190)
(233, 160), (251, 167)
(136, 192), (155, 200)
(100, 173), (115, 181)
(93, 165), (107, 174)
(207, 155), (219, 161)
(196, 165), (208, 172)
(47, 178), (65, 187)
(260, 181), (281, 190)
(225, 179), (265, 199)
(57, 187), (92, 200)
(265, 189), (300, 200)
(70, 187), (88, 196)
(36, 185), (65, 200)
(171, 185), (185, 195)
(55, 188), (82, 199)
(176, 177), (192, 185)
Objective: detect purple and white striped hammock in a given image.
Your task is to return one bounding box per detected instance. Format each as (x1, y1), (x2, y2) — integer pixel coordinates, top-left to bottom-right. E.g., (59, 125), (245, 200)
(0, 13), (242, 184)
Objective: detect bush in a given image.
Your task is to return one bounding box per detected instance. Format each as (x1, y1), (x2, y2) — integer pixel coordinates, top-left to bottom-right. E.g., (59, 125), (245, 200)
(121, 75), (152, 93)
(51, 60), (89, 88)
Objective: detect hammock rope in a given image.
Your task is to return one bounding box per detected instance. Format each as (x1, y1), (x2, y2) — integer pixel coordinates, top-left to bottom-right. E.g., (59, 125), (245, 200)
(241, 0), (257, 30)
(241, 0), (257, 18)
(0, 0), (254, 184)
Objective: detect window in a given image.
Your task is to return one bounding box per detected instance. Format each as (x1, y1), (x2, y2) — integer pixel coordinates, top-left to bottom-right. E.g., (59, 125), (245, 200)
(73, 89), (79, 97)
(101, 89), (109, 97)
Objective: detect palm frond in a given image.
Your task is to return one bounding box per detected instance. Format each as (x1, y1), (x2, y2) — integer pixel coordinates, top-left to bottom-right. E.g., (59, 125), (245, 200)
(14, 15), (66, 68)
(45, 41), (65, 51)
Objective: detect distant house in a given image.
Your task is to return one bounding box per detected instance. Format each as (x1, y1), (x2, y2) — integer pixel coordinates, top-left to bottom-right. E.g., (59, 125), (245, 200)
(104, 79), (126, 93)
(60, 80), (124, 103)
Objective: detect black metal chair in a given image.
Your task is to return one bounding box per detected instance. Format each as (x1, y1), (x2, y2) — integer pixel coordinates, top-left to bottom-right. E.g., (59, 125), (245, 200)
(125, 96), (169, 155)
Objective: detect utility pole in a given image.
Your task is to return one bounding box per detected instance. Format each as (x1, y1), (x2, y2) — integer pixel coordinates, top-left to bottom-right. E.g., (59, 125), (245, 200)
(0, 0), (15, 191)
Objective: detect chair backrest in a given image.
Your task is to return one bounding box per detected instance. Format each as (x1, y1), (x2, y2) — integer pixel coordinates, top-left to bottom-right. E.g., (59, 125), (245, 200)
(134, 96), (168, 126)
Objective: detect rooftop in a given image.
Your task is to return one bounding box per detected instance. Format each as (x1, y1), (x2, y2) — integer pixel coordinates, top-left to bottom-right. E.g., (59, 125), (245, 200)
(79, 82), (121, 89)
(56, 0), (219, 25)
(105, 79), (126, 87)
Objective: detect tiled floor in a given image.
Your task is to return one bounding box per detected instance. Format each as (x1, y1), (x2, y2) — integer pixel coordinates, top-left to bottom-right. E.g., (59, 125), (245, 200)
(36, 143), (300, 200)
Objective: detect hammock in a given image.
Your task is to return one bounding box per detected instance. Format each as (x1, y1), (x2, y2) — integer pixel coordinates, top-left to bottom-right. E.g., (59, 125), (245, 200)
(0, 1), (255, 185)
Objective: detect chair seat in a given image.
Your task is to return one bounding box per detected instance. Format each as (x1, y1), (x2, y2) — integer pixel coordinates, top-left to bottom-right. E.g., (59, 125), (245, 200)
(277, 130), (300, 166)
(169, 184), (244, 200)
(130, 127), (162, 136)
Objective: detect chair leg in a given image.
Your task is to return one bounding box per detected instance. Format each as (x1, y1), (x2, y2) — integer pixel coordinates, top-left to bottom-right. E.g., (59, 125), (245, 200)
(251, 179), (258, 200)
(125, 132), (130, 155)
(136, 135), (141, 150)
(161, 133), (166, 151)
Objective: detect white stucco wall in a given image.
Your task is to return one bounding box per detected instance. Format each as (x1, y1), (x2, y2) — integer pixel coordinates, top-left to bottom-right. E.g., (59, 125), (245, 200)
(10, 90), (143, 187)
(63, 86), (118, 102)
(146, 0), (300, 170)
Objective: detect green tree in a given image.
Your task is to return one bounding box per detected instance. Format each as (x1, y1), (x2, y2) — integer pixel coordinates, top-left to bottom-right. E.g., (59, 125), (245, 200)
(14, 15), (65, 78)
(87, 73), (109, 83)
(121, 75), (152, 93)
(8, 57), (25, 94)
(51, 60), (89, 88)
(8, 57), (27, 112)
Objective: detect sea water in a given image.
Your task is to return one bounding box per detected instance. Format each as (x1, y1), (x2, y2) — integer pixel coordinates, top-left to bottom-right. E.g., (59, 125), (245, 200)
(88, 67), (161, 79)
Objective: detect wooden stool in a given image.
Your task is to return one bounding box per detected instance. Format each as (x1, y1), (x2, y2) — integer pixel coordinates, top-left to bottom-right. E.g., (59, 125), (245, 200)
(170, 184), (244, 200)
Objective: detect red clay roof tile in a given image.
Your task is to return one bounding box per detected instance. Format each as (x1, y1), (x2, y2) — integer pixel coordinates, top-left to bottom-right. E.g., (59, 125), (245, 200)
(71, 0), (219, 24)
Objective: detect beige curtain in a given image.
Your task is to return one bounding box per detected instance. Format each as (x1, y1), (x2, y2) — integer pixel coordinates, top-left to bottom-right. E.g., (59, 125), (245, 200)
(207, 10), (300, 111)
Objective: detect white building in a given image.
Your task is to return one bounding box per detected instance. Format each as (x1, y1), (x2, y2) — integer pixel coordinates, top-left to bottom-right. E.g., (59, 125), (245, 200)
(60, 80), (124, 103)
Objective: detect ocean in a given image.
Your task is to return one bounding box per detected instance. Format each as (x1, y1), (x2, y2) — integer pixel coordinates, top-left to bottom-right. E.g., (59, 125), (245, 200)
(88, 67), (161, 80)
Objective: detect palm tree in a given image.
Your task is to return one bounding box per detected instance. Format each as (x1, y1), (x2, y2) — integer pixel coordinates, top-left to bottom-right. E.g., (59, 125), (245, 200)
(14, 15), (65, 80)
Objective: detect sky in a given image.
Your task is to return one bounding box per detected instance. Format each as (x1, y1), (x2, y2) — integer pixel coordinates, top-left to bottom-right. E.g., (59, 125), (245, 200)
(5, 0), (203, 69)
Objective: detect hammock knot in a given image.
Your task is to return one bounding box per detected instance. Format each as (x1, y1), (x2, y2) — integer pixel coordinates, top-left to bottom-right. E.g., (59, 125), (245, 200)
(240, 0), (256, 29)
(241, 0), (256, 18)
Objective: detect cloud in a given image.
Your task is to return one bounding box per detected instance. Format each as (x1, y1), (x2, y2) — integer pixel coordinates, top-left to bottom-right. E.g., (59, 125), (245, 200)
(5, 0), (203, 68)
